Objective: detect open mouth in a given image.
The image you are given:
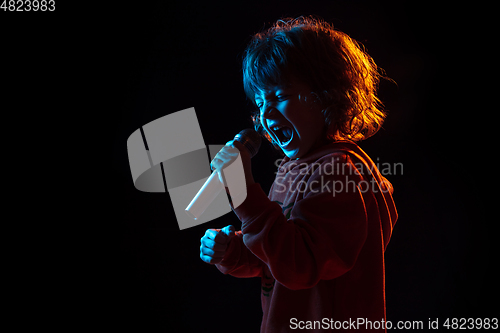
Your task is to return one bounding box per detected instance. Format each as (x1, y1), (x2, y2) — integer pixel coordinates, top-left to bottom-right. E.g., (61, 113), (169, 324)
(271, 125), (293, 147)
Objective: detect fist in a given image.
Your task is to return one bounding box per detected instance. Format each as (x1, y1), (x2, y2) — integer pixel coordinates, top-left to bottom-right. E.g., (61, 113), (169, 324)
(200, 225), (236, 264)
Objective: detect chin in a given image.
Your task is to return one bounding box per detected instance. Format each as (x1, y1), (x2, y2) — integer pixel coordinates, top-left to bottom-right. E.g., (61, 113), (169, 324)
(283, 148), (302, 159)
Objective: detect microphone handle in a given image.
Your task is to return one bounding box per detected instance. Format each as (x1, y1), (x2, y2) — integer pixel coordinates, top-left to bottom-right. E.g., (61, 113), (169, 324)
(185, 129), (259, 220)
(185, 171), (223, 220)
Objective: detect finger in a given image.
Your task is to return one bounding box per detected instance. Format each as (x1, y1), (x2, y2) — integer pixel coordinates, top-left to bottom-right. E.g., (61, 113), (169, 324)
(228, 225), (235, 236)
(211, 150), (229, 170)
(211, 154), (235, 170)
(202, 229), (229, 245)
(200, 254), (222, 264)
(200, 245), (215, 257)
(203, 229), (219, 241)
(210, 157), (220, 171)
(225, 146), (240, 156)
(225, 141), (240, 153)
(220, 144), (240, 157)
(215, 151), (239, 163)
(201, 237), (227, 252)
(200, 245), (225, 258)
(203, 229), (228, 244)
(213, 229), (231, 245)
(220, 225), (236, 240)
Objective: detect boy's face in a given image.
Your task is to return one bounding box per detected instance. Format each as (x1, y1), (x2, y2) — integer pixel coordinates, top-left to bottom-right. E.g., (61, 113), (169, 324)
(255, 79), (326, 159)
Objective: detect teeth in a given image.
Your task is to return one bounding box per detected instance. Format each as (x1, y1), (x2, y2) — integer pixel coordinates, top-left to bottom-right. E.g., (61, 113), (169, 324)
(270, 125), (293, 147)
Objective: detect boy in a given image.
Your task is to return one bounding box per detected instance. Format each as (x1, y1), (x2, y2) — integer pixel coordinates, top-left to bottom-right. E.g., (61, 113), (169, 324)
(200, 16), (398, 332)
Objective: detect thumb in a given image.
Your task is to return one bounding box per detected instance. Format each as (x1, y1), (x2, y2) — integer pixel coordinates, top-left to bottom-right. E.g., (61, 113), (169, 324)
(220, 225), (235, 238)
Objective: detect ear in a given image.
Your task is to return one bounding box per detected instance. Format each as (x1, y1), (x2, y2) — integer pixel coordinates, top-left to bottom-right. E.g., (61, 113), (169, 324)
(299, 91), (321, 106)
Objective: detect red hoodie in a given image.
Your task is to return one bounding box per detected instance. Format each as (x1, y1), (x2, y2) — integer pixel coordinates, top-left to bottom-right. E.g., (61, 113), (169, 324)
(216, 141), (398, 332)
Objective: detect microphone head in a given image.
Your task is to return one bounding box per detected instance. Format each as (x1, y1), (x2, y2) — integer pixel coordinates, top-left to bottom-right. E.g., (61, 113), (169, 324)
(234, 129), (262, 158)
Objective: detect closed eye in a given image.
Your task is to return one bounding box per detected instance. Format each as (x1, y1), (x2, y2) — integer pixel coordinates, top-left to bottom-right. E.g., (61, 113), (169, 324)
(255, 92), (290, 112)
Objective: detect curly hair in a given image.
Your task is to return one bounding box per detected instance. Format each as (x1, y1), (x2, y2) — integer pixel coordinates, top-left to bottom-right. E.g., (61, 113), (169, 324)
(243, 16), (387, 145)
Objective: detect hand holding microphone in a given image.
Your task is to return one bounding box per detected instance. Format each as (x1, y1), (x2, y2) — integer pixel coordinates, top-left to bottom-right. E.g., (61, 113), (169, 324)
(185, 129), (261, 220)
(211, 142), (252, 188)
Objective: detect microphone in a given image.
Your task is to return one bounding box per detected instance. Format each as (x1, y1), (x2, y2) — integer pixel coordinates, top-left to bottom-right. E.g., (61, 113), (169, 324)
(185, 129), (262, 220)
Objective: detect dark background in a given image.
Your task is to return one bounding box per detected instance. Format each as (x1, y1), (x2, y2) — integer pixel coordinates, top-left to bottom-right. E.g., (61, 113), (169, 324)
(101, 1), (497, 331)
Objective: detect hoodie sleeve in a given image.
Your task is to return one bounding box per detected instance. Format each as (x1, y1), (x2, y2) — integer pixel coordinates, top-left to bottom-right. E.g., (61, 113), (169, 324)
(215, 230), (263, 278)
(232, 155), (369, 290)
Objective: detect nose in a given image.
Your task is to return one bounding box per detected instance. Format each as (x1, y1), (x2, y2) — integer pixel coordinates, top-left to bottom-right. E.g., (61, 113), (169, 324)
(261, 103), (280, 119)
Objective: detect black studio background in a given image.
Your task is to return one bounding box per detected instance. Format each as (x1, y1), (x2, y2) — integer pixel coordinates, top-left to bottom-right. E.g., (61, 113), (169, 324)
(101, 1), (498, 332)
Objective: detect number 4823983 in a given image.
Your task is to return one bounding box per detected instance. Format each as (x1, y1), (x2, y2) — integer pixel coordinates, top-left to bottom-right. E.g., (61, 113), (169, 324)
(1, 0), (55, 11)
